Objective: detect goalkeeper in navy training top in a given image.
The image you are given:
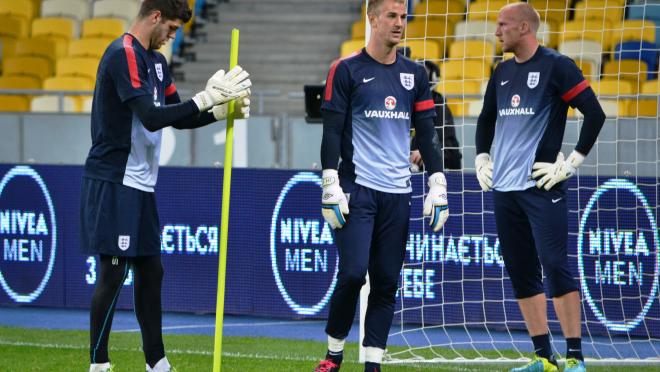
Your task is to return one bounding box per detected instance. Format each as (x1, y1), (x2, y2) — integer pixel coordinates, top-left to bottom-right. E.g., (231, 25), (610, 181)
(79, 1), (251, 371)
(475, 3), (605, 372)
(314, 0), (448, 371)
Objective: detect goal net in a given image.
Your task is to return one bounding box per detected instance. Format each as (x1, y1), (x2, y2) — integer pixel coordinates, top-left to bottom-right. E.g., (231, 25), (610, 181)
(357, 0), (660, 365)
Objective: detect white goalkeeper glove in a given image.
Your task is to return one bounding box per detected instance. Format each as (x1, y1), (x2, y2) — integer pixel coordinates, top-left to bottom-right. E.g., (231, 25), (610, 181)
(321, 169), (349, 229)
(532, 150), (584, 191)
(192, 65), (252, 111)
(423, 172), (449, 232)
(211, 96), (250, 120)
(474, 153), (493, 192)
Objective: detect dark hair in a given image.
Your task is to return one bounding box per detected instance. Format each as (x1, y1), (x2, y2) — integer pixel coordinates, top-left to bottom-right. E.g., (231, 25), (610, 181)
(139, 0), (192, 23)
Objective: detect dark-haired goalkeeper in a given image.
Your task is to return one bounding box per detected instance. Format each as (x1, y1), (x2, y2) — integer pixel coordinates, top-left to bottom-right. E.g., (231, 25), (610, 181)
(314, 0), (448, 371)
(80, 1), (251, 371)
(475, 3), (605, 372)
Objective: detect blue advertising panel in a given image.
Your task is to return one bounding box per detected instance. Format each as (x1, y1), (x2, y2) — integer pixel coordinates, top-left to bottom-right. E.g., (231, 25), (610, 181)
(0, 164), (657, 339)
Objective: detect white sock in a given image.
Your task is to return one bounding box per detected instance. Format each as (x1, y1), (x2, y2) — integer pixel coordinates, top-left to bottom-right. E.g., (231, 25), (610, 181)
(328, 335), (345, 353)
(364, 346), (385, 364)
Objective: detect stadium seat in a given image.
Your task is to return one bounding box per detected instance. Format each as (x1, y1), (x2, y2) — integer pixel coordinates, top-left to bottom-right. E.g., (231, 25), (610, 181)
(351, 20), (365, 39)
(467, 0), (518, 22)
(30, 95), (78, 112)
(340, 39), (364, 58)
(413, 0), (465, 24)
(68, 38), (112, 59)
(82, 18), (127, 40)
(401, 39), (442, 61)
(405, 18), (451, 58)
(560, 19), (613, 51)
(440, 60), (491, 81)
(0, 0), (33, 24)
(610, 20), (656, 47)
(14, 38), (58, 64)
(93, 0), (140, 24)
(56, 57), (99, 83)
(41, 0), (89, 23)
(558, 40), (603, 81)
(0, 16), (27, 40)
(529, 0), (567, 27)
(3, 56), (53, 81)
(449, 40), (496, 63)
(435, 79), (482, 95)
(32, 17), (77, 40)
(574, 0), (624, 25)
(590, 78), (636, 117)
(31, 75), (94, 112)
(614, 41), (658, 80)
(602, 59), (648, 85)
(453, 20), (497, 45)
(0, 75), (38, 113)
(637, 80), (660, 117)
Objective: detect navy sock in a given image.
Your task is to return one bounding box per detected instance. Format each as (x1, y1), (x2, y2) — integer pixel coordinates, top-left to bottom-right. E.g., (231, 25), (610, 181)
(326, 350), (343, 366)
(364, 361), (381, 372)
(566, 337), (583, 361)
(531, 334), (556, 365)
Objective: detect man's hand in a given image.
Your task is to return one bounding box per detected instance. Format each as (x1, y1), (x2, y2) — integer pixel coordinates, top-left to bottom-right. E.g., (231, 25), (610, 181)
(532, 151), (584, 190)
(192, 66), (252, 111)
(423, 172), (448, 232)
(475, 153), (493, 191)
(321, 169), (349, 229)
(211, 96), (250, 120)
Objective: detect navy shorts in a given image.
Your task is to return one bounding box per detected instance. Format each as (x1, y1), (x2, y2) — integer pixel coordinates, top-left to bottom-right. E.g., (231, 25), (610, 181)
(493, 186), (578, 299)
(80, 177), (161, 257)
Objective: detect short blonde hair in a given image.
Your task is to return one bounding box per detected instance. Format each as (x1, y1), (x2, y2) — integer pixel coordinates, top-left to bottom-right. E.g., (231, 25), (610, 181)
(367, 0), (406, 16)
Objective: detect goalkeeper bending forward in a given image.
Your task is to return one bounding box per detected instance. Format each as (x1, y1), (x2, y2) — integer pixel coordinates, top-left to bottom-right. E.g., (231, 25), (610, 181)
(314, 0), (448, 371)
(475, 3), (605, 372)
(80, 1), (251, 371)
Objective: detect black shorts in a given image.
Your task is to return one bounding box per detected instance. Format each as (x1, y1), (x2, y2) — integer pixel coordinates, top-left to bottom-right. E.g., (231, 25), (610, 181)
(80, 177), (161, 257)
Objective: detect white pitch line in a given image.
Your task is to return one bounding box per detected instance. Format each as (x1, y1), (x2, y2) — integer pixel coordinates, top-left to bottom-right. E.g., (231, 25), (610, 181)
(116, 320), (325, 333)
(0, 339), (486, 370)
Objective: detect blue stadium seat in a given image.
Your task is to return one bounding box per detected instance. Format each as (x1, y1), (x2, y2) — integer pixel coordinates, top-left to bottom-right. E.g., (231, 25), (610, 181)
(614, 41), (659, 80)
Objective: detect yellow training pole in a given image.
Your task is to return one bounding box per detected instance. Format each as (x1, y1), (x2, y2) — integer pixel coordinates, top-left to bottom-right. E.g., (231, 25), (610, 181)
(213, 28), (240, 372)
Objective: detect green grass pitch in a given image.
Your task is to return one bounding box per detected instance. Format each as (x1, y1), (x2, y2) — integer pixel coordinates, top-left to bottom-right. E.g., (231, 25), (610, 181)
(0, 326), (657, 371)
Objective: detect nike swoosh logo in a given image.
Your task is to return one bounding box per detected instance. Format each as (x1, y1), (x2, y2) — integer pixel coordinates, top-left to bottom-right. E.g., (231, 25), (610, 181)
(363, 77), (375, 83)
(552, 198), (563, 203)
(500, 80), (509, 86)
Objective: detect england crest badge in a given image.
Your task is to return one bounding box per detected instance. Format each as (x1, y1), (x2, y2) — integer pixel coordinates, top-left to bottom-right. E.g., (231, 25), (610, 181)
(400, 73), (414, 90)
(118, 235), (130, 251)
(155, 63), (164, 82)
(527, 72), (540, 89)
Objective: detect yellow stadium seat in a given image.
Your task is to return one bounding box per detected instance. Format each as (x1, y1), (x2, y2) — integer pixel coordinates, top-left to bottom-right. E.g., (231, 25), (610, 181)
(445, 98), (475, 117)
(93, 0), (140, 23)
(435, 79), (482, 95)
(467, 0), (519, 22)
(0, 17), (25, 39)
(560, 19), (613, 51)
(0, 75), (36, 112)
(440, 60), (491, 81)
(32, 17), (77, 40)
(0, 0), (33, 23)
(413, 0), (465, 23)
(351, 20), (365, 39)
(0, 95), (30, 112)
(56, 57), (99, 82)
(43, 76), (93, 91)
(602, 59), (648, 85)
(68, 38), (112, 59)
(610, 20), (657, 49)
(636, 80), (660, 117)
(340, 39), (365, 58)
(14, 38), (58, 64)
(529, 0), (568, 26)
(401, 39), (442, 61)
(449, 40), (496, 63)
(574, 0), (624, 25)
(41, 0), (89, 23)
(3, 56), (53, 80)
(405, 18), (452, 58)
(590, 78), (635, 117)
(82, 18), (127, 39)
